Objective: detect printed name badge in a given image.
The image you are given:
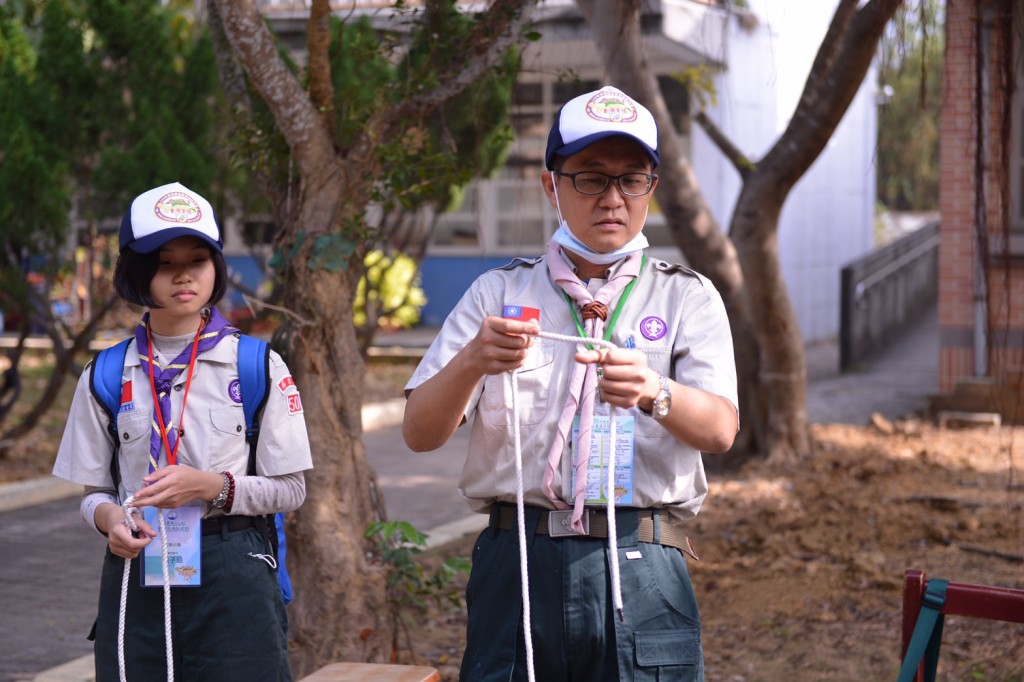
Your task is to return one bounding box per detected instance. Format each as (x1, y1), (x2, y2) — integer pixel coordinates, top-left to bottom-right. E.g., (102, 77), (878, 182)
(567, 415), (636, 505)
(141, 503), (202, 588)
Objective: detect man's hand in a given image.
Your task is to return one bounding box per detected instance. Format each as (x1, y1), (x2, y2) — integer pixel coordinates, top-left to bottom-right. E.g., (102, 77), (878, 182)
(465, 316), (541, 376)
(576, 347), (659, 410)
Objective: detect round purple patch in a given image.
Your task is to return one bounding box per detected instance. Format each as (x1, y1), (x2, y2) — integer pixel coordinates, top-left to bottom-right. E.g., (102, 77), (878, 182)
(228, 379), (242, 404)
(640, 316), (667, 341)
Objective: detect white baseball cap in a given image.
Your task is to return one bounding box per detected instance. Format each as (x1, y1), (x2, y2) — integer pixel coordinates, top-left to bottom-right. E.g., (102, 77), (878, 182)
(545, 85), (659, 170)
(119, 182), (222, 254)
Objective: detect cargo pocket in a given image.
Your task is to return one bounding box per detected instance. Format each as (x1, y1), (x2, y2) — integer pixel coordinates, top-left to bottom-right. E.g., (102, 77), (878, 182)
(634, 628), (702, 681)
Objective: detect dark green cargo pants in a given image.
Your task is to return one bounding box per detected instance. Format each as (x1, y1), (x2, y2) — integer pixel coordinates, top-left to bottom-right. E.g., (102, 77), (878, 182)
(460, 506), (704, 682)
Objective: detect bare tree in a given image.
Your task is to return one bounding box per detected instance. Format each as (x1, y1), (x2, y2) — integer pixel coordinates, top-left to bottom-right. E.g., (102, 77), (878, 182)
(578, 0), (903, 463)
(208, 0), (538, 673)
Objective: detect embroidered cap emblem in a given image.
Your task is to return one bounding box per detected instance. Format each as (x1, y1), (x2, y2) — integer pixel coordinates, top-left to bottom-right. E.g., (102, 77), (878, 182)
(228, 379), (242, 404)
(154, 191), (202, 224)
(585, 90), (639, 124)
(640, 316), (667, 341)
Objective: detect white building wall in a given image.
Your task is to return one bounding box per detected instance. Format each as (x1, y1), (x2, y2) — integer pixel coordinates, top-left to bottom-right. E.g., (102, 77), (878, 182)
(688, 0), (877, 343)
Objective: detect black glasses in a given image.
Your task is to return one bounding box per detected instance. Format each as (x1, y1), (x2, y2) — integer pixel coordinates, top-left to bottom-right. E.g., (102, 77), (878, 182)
(555, 171), (658, 197)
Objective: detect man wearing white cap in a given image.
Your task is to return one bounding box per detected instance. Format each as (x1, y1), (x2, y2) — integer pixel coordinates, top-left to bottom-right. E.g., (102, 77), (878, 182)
(404, 86), (738, 681)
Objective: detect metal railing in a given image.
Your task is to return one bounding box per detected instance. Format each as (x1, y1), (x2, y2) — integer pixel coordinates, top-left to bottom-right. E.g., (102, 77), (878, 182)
(839, 221), (939, 371)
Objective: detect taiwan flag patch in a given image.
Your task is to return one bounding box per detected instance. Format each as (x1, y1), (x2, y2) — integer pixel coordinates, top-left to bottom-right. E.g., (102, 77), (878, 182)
(503, 305), (540, 322)
(118, 380), (135, 413)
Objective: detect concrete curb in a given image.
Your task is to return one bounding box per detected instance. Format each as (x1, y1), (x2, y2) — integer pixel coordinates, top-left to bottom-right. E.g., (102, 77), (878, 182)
(0, 477), (82, 513)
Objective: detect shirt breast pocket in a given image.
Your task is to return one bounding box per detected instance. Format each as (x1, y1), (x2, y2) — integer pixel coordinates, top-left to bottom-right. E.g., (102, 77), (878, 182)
(481, 339), (556, 426)
(209, 406), (246, 471)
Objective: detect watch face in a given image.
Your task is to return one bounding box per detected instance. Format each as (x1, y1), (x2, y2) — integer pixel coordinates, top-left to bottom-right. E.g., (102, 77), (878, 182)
(653, 392), (671, 419)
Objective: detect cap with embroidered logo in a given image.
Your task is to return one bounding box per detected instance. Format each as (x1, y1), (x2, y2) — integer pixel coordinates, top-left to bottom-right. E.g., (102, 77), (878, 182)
(545, 85), (659, 170)
(119, 182), (222, 254)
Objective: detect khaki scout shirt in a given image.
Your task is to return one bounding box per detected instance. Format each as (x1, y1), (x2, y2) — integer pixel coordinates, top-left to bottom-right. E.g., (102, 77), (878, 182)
(406, 252), (738, 524)
(53, 334), (313, 505)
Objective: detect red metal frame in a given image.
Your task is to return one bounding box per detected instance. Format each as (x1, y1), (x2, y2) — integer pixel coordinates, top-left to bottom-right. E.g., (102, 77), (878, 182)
(901, 569), (1024, 682)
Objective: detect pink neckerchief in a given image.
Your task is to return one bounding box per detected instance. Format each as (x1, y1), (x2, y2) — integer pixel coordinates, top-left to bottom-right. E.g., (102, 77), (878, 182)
(543, 240), (642, 533)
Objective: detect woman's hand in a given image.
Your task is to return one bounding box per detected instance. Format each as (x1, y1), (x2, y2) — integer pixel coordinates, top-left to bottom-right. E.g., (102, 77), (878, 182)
(96, 502), (155, 559)
(132, 465), (224, 510)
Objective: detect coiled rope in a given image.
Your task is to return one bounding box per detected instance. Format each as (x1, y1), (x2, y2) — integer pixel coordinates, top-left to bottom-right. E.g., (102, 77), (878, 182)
(119, 495), (174, 682)
(511, 330), (625, 682)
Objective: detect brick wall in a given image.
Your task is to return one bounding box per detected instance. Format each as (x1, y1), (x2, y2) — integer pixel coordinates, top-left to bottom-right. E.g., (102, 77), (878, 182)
(938, 0), (1024, 392)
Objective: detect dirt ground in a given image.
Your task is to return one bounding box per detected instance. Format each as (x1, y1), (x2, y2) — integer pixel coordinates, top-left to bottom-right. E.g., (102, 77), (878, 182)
(403, 419), (1024, 681)
(3, 359), (1023, 680)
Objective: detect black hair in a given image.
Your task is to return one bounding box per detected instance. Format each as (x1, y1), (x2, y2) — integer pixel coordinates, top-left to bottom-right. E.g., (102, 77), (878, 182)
(113, 244), (228, 309)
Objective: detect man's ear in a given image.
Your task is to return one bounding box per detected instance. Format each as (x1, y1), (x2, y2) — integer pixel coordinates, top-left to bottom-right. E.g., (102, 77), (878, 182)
(541, 171), (558, 208)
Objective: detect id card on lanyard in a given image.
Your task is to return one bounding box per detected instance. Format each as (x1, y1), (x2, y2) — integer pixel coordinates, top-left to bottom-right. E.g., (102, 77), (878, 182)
(568, 414), (636, 506)
(141, 503), (203, 587)
(140, 318), (204, 587)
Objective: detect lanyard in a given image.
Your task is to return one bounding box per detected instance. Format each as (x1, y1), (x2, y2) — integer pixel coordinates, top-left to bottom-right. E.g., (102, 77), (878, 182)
(563, 255), (645, 350)
(146, 319), (202, 468)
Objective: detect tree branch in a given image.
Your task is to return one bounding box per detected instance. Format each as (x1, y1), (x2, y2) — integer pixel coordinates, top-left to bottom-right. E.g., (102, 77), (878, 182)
(366, 0), (538, 144)
(758, 0), (903, 193)
(307, 0), (336, 133)
(694, 110), (755, 180)
(208, 1), (287, 217)
(213, 0), (339, 187)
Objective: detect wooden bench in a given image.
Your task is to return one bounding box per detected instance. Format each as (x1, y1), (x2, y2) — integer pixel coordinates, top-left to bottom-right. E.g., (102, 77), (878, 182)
(901, 569), (1024, 681)
(300, 662), (441, 682)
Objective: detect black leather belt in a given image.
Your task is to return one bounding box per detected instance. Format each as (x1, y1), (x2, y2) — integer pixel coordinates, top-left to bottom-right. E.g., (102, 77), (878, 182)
(201, 515), (259, 536)
(490, 504), (699, 560)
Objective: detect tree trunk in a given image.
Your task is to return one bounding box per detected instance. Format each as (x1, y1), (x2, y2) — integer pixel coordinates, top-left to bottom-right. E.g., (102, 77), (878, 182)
(211, 0), (539, 671)
(283, 258), (389, 676)
(729, 181), (811, 463)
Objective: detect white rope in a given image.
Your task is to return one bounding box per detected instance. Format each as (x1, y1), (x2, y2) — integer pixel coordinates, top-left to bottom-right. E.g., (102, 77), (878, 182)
(509, 330), (626, 680)
(510, 370), (536, 682)
(118, 495), (174, 682)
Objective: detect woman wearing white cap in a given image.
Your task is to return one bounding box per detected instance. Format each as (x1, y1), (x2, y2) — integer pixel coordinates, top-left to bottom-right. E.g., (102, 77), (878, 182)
(54, 182), (312, 681)
(404, 87), (738, 681)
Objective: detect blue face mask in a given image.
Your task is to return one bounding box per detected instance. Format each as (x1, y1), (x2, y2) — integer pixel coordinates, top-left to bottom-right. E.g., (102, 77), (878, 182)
(550, 224), (649, 265)
(549, 171), (649, 266)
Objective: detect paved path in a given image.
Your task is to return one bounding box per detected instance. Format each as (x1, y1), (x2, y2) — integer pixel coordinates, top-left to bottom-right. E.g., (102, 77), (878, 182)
(0, 309), (939, 681)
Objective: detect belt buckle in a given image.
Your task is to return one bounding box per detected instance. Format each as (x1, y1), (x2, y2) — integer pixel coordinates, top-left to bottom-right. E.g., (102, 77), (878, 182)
(547, 510), (589, 537)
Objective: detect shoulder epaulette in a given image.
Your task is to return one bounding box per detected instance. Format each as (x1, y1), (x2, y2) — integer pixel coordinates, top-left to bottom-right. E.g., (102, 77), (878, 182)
(650, 258), (699, 278)
(495, 255), (544, 271)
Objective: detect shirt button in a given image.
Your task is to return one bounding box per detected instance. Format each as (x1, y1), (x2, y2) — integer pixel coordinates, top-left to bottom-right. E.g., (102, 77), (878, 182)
(122, 433), (129, 441)
(174, 385), (183, 391)
(236, 425), (242, 433)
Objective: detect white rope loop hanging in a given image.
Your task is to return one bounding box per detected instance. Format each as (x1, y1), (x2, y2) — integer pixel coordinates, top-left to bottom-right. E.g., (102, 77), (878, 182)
(510, 330), (626, 682)
(118, 495), (174, 682)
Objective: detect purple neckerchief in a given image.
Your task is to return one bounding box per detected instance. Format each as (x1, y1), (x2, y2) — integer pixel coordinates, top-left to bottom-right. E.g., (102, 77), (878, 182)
(544, 241), (642, 533)
(133, 307), (237, 474)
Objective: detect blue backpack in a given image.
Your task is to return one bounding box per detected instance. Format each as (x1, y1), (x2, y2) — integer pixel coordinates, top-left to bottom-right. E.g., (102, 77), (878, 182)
(89, 334), (294, 604)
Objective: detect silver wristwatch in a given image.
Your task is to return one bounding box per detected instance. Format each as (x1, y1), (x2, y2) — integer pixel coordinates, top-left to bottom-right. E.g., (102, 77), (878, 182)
(211, 473), (230, 509)
(640, 372), (672, 420)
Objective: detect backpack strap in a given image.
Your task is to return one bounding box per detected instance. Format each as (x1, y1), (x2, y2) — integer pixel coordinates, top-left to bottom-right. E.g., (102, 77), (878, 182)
(89, 338), (132, 496)
(897, 579), (949, 682)
(236, 334), (293, 604)
(237, 334), (271, 463)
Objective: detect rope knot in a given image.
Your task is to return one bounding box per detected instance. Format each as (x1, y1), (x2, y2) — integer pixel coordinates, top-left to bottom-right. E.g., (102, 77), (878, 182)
(155, 378), (174, 395)
(581, 301), (609, 321)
